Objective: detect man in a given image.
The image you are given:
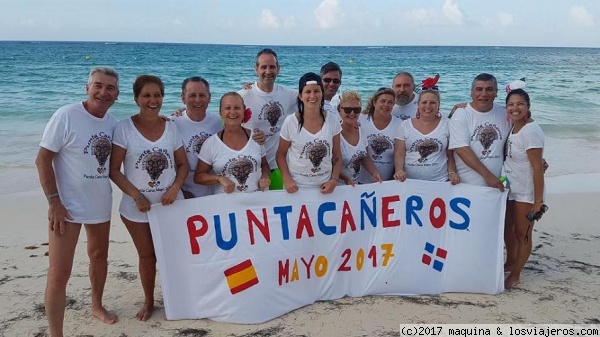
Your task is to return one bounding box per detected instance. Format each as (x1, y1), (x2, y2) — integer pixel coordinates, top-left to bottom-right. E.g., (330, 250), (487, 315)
(171, 76), (222, 198)
(35, 66), (119, 337)
(320, 61), (342, 115)
(239, 48), (297, 189)
(448, 73), (511, 190)
(391, 72), (419, 120)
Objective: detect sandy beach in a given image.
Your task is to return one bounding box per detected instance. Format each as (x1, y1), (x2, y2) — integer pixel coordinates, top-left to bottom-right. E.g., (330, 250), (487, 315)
(1, 170), (599, 337)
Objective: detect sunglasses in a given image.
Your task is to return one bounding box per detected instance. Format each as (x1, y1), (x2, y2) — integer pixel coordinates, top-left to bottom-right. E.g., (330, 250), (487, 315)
(341, 107), (361, 115)
(323, 78), (341, 84)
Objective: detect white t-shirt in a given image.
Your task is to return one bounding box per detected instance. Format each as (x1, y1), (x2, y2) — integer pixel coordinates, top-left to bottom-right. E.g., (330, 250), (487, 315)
(396, 117), (450, 182)
(239, 83), (297, 169)
(448, 103), (511, 186)
(113, 118), (184, 222)
(171, 111), (222, 197)
(279, 112), (342, 188)
(39, 102), (117, 223)
(340, 130), (370, 185)
(198, 129), (266, 194)
(504, 122), (545, 203)
(324, 94), (341, 116)
(358, 114), (401, 182)
(391, 94), (419, 120)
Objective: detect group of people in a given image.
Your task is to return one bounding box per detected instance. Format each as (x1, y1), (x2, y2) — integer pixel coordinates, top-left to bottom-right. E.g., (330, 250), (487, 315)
(36, 48), (545, 336)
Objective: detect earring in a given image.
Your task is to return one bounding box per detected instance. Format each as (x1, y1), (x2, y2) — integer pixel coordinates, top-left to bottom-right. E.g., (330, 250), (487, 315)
(436, 111), (442, 118)
(416, 109), (420, 119)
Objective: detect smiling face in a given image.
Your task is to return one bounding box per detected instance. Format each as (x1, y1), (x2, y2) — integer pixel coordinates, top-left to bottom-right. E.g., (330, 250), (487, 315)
(321, 70), (342, 101)
(374, 93), (395, 115)
(85, 73), (119, 117)
(418, 91), (440, 119)
(181, 81), (210, 116)
(506, 93), (530, 122)
(219, 93), (245, 127)
(470, 80), (497, 112)
(299, 83), (323, 109)
(338, 99), (361, 126)
(255, 53), (280, 92)
(135, 83), (163, 115)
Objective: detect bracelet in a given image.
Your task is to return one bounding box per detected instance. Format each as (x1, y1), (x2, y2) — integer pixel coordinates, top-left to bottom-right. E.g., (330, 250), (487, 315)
(133, 192), (144, 202)
(448, 172), (456, 175)
(46, 192), (59, 201)
(534, 200), (544, 203)
(216, 176), (222, 184)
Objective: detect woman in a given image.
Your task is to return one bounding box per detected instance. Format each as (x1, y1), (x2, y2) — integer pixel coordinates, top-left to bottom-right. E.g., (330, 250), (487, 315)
(109, 75), (188, 321)
(276, 72), (342, 194)
(337, 90), (382, 186)
(195, 92), (270, 193)
(358, 87), (401, 183)
(503, 88), (545, 289)
(393, 76), (460, 184)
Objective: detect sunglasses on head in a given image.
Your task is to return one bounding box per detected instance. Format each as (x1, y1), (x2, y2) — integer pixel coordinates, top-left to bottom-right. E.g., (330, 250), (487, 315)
(323, 78), (341, 84)
(341, 107), (361, 115)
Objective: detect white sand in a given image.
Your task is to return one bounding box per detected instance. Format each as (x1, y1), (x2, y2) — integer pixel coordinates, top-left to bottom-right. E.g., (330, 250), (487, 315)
(1, 175), (599, 336)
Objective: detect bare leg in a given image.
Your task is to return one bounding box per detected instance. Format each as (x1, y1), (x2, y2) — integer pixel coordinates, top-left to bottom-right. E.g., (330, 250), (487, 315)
(84, 222), (118, 324)
(46, 222), (81, 337)
(121, 215), (156, 321)
(504, 201), (517, 272)
(505, 201), (534, 289)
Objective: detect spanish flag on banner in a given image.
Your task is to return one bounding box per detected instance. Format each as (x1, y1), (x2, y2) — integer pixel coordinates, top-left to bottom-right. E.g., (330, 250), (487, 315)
(224, 259), (259, 295)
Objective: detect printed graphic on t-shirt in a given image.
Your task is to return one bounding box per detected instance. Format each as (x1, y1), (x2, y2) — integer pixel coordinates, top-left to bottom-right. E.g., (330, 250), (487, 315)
(367, 134), (393, 160)
(506, 138), (513, 159)
(259, 100), (284, 133)
(410, 138), (443, 163)
(83, 132), (112, 174)
(472, 123), (502, 156)
(300, 140), (330, 173)
(135, 148), (173, 187)
(223, 155), (259, 192)
(346, 151), (367, 178)
(398, 114), (411, 121)
(186, 132), (212, 154)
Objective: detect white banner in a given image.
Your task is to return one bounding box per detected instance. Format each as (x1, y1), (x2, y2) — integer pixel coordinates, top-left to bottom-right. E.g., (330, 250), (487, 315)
(148, 179), (507, 323)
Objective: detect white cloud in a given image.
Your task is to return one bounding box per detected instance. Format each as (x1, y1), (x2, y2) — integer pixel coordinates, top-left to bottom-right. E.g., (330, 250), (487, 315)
(259, 9), (280, 29)
(497, 12), (514, 28)
(442, 0), (465, 25)
(173, 19), (184, 26)
(314, 0), (341, 29)
(569, 6), (594, 28)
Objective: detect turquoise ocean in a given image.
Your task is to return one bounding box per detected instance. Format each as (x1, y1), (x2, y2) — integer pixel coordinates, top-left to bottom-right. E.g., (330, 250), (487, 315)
(1, 41), (599, 194)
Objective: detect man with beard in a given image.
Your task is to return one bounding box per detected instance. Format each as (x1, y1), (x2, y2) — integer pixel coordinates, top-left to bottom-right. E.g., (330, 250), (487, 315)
(239, 48), (297, 189)
(448, 73), (510, 189)
(391, 72), (419, 120)
(36, 66), (120, 336)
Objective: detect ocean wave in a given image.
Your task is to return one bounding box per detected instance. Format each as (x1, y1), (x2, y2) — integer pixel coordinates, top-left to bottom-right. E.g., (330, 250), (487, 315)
(540, 123), (600, 140)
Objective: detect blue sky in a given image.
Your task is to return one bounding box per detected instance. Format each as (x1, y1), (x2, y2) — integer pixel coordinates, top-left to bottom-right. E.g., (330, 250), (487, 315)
(2, 0), (599, 47)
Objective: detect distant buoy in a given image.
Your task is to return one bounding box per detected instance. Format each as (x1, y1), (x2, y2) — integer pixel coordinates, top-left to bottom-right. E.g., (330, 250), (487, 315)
(349, 59), (354, 64)
(85, 56), (91, 61)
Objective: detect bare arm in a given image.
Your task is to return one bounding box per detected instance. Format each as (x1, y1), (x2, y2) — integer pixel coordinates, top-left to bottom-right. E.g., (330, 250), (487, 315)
(275, 138), (297, 193)
(160, 147), (188, 205)
(259, 156), (271, 191)
(454, 146), (503, 191)
(446, 149), (460, 185)
(194, 159), (235, 193)
(393, 139), (407, 182)
(527, 148), (545, 212)
(35, 147), (73, 234)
